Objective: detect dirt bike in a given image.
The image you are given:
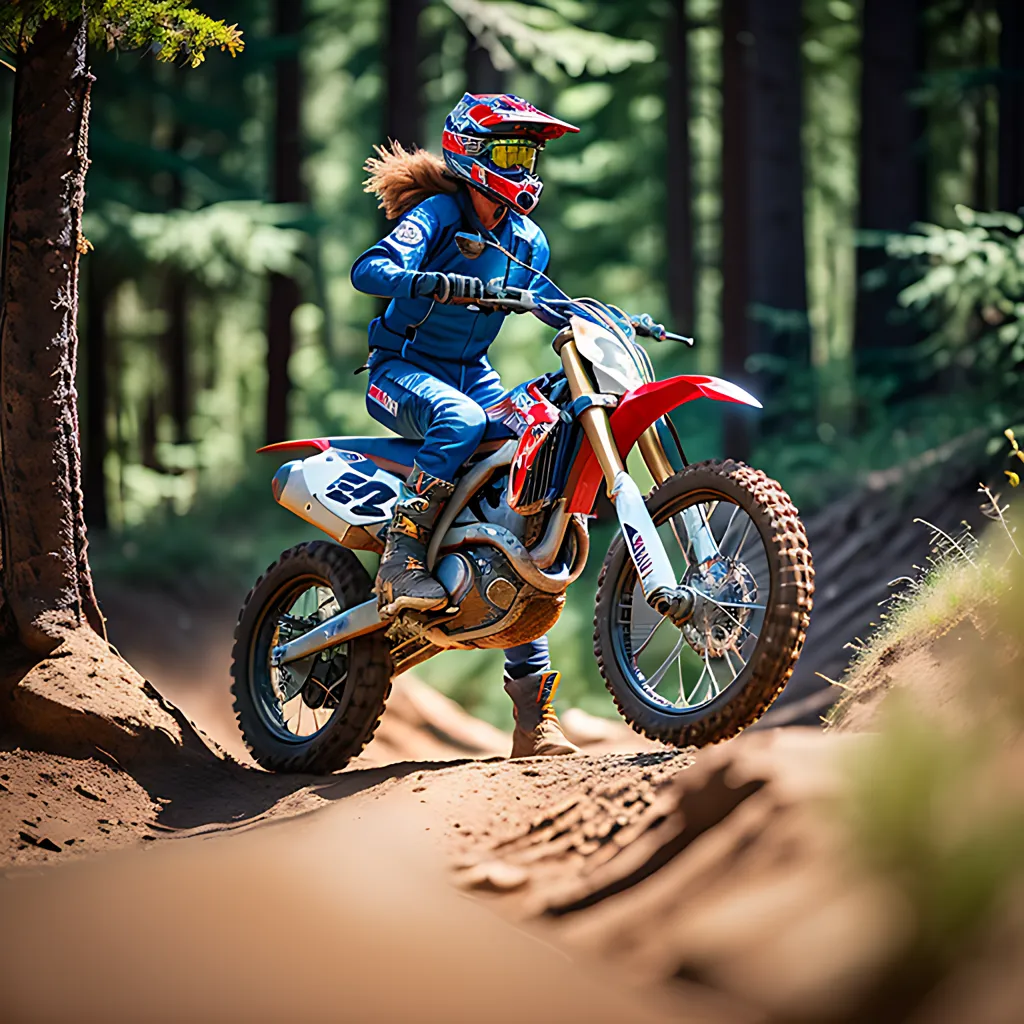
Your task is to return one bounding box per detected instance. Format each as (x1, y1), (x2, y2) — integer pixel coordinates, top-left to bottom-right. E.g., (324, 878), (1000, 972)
(230, 232), (814, 773)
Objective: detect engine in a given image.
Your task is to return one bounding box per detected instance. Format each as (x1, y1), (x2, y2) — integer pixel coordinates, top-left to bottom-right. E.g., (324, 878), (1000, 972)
(424, 491), (565, 650)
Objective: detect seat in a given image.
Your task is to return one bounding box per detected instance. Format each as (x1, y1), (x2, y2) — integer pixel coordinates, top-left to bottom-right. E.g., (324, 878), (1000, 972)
(257, 435), (510, 480)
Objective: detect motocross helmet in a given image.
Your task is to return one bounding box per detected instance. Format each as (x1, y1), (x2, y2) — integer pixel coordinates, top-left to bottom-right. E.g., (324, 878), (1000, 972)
(442, 93), (579, 216)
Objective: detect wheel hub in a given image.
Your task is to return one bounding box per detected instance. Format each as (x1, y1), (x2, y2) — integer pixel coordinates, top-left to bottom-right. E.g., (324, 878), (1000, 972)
(683, 560), (757, 658)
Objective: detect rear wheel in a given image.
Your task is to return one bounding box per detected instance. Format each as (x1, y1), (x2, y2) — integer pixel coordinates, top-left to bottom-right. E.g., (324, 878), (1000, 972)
(594, 460), (813, 747)
(230, 541), (392, 773)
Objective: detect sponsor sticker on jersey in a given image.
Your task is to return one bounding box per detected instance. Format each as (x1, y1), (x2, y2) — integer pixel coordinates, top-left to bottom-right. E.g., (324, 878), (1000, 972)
(624, 524), (654, 579)
(368, 383), (399, 417)
(390, 219), (425, 249)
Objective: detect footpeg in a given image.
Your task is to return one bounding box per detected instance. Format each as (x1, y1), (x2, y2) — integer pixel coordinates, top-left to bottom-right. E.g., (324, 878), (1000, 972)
(649, 585), (695, 626)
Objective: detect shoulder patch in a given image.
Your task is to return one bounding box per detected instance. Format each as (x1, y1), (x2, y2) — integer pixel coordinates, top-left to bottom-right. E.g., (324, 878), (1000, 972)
(390, 219), (425, 249)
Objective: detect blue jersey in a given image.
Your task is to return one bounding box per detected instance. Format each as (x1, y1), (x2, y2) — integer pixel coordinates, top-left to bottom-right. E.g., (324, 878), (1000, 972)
(350, 187), (560, 368)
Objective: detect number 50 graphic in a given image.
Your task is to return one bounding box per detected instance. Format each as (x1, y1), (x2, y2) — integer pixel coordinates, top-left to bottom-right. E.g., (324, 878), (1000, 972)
(325, 472), (396, 519)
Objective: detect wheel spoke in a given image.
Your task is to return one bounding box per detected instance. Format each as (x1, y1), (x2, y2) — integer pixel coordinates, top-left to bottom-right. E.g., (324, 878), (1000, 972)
(644, 633), (686, 689)
(698, 594), (760, 642)
(718, 503), (742, 551)
(633, 612), (669, 657)
(704, 643), (720, 700)
(731, 517), (754, 563)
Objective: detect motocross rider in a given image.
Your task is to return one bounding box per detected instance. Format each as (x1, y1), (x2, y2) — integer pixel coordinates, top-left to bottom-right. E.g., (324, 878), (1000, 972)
(350, 93), (661, 758)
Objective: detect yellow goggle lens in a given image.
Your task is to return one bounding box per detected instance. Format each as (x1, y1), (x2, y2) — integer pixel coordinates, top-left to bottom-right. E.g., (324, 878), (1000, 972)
(489, 142), (538, 172)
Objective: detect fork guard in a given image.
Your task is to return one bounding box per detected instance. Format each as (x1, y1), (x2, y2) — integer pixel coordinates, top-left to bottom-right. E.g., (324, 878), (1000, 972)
(564, 375), (762, 514)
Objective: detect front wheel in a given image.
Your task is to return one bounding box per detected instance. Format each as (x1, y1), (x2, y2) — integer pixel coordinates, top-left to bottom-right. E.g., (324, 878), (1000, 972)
(594, 460), (813, 747)
(230, 541), (392, 773)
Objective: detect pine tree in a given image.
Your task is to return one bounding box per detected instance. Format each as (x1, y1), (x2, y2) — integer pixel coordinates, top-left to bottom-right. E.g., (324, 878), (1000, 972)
(855, 0), (924, 358)
(0, 2), (240, 754)
(665, 0), (694, 336)
(265, 0), (304, 445)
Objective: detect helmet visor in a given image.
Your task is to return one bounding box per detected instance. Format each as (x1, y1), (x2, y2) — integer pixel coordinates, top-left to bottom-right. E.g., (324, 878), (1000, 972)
(486, 139), (539, 173)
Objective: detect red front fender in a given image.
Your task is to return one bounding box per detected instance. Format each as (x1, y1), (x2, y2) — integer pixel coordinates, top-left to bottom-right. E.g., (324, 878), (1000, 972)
(564, 375), (762, 514)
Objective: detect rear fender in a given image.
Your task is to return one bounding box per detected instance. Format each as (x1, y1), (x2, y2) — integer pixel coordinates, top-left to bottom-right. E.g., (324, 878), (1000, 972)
(564, 375), (761, 514)
(272, 449), (403, 549)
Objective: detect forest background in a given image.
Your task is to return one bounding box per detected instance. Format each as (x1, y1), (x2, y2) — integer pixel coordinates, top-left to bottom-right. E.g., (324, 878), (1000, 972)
(0, 0), (1019, 726)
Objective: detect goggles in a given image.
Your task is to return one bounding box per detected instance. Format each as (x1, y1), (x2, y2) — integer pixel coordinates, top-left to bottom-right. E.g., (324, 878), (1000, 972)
(484, 138), (540, 173)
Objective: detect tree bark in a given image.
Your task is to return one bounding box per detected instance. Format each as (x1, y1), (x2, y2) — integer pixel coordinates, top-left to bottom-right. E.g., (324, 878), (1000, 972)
(720, 0), (752, 460)
(387, 0), (424, 147)
(997, 0), (1024, 212)
(83, 258), (109, 531)
(748, 0), (808, 377)
(665, 0), (695, 336)
(265, 0), (305, 446)
(0, 16), (104, 652)
(855, 0), (924, 356)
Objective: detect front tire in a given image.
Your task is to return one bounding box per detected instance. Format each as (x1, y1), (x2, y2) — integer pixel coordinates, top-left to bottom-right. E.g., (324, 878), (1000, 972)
(594, 460), (813, 747)
(230, 541), (392, 773)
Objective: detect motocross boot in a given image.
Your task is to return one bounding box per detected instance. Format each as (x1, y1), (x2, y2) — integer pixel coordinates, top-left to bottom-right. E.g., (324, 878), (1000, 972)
(376, 462), (455, 619)
(504, 670), (581, 758)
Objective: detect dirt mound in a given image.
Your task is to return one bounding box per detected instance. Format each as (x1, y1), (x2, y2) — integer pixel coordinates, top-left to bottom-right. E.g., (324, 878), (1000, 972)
(1, 798), (743, 1024)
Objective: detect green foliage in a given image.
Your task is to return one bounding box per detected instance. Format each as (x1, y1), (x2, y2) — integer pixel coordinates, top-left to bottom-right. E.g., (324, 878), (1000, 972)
(84, 200), (308, 288)
(0, 0), (242, 67)
(839, 518), (1024, 974)
(446, 0), (656, 79)
(887, 205), (1024, 388)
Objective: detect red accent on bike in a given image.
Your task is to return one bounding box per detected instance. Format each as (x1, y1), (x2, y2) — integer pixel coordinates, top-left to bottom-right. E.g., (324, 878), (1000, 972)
(507, 383), (560, 510)
(564, 376), (762, 514)
(257, 438), (331, 455)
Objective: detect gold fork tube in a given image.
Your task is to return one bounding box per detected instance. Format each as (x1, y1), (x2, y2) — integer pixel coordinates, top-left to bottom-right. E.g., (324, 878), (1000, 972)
(560, 338), (624, 494)
(638, 425), (674, 485)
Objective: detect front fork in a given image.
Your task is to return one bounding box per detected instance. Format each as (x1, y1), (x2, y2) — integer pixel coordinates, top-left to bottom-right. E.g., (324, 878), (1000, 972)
(560, 336), (719, 623)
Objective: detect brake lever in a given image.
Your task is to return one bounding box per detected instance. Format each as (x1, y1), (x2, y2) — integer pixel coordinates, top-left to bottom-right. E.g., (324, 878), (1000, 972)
(633, 322), (695, 346)
(662, 331), (694, 346)
(476, 281), (538, 314)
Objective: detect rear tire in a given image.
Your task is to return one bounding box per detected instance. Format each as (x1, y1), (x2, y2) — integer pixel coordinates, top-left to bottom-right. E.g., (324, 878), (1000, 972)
(594, 460), (813, 747)
(230, 541), (392, 773)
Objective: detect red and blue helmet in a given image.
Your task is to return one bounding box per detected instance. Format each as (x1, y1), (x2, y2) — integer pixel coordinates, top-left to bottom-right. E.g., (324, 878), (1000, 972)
(441, 93), (579, 216)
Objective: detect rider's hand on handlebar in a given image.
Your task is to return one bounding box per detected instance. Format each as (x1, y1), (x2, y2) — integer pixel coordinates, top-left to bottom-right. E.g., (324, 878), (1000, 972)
(630, 312), (668, 341)
(415, 272), (486, 304)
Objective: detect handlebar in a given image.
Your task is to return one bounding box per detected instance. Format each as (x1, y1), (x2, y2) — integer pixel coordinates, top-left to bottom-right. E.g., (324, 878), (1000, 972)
(452, 280), (694, 346)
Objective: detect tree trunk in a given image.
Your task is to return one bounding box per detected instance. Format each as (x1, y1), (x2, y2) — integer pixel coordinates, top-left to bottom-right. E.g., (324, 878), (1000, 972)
(166, 119), (189, 444)
(997, 0), (1024, 212)
(465, 26), (505, 95)
(387, 0), (423, 147)
(83, 258), (109, 532)
(748, 0), (808, 379)
(855, 0), (924, 357)
(265, 0), (305, 446)
(665, 0), (695, 335)
(0, 17), (104, 653)
(720, 0), (752, 460)
(165, 272), (189, 443)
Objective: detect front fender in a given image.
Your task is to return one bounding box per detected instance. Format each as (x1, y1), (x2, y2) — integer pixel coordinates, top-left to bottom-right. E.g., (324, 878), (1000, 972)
(564, 375), (761, 514)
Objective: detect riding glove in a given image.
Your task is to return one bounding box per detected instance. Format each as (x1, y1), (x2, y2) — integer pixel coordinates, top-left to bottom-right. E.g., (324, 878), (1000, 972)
(414, 272), (486, 303)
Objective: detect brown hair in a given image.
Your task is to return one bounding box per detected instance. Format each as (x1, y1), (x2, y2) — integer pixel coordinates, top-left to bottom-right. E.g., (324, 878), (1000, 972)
(362, 140), (459, 220)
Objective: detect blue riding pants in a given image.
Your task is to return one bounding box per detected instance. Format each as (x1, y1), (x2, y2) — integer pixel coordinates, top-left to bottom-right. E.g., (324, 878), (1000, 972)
(365, 352), (551, 681)
(365, 354), (510, 483)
